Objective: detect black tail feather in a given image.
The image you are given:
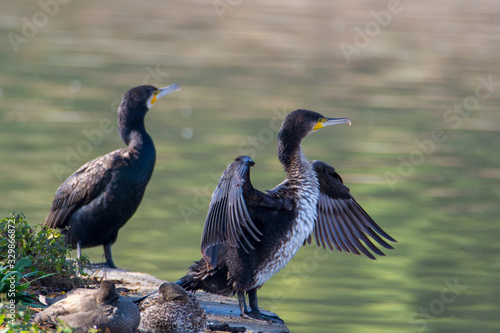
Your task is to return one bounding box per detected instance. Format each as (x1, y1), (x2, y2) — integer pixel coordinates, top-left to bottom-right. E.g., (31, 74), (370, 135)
(176, 258), (232, 296)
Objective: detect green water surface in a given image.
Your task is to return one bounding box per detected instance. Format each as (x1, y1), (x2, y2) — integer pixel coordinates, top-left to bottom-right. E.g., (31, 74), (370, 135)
(1, 1), (499, 332)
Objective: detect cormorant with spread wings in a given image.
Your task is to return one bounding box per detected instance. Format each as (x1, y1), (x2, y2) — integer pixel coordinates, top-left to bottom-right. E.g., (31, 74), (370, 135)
(177, 109), (396, 319)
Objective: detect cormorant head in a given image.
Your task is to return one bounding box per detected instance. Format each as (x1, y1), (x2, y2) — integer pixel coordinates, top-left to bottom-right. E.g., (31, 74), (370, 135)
(117, 84), (180, 143)
(277, 109), (350, 168)
(279, 109), (351, 142)
(120, 84), (180, 115)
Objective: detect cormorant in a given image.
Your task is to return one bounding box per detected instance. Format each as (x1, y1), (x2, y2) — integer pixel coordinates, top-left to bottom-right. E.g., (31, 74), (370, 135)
(35, 281), (140, 333)
(177, 109), (396, 320)
(45, 84), (180, 268)
(138, 282), (207, 333)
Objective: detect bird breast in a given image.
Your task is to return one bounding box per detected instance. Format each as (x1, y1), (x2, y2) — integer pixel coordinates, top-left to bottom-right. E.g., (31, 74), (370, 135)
(252, 167), (320, 288)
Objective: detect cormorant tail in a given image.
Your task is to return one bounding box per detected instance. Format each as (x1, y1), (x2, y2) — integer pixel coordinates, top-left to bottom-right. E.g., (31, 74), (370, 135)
(176, 258), (232, 296)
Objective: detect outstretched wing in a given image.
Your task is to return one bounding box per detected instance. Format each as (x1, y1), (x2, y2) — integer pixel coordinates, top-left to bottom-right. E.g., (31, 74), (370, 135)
(201, 156), (263, 267)
(307, 160), (396, 259)
(45, 153), (118, 229)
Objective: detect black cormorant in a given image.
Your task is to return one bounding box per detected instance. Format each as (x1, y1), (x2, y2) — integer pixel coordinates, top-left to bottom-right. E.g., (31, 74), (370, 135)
(45, 84), (180, 268)
(177, 109), (396, 320)
(35, 281), (140, 333)
(138, 282), (207, 333)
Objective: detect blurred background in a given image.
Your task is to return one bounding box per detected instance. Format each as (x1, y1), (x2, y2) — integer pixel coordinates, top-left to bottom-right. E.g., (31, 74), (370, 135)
(1, 0), (500, 332)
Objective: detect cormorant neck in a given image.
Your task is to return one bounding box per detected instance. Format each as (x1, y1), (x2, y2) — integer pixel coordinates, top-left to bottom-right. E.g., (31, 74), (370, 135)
(118, 105), (152, 149)
(123, 129), (154, 151)
(278, 132), (309, 176)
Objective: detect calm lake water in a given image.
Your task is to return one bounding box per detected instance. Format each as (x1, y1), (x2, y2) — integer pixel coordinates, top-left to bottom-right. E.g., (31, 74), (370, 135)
(1, 1), (500, 332)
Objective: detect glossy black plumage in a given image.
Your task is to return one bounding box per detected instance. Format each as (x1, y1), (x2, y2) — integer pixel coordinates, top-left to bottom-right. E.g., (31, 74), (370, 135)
(177, 109), (396, 319)
(45, 84), (179, 268)
(307, 160), (395, 259)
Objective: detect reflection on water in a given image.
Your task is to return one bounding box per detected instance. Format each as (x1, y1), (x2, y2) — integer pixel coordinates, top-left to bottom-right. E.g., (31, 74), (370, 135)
(1, 0), (500, 332)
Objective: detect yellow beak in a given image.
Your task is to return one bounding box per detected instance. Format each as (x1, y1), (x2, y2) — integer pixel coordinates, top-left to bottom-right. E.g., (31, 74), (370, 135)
(313, 117), (351, 131)
(147, 84), (181, 109)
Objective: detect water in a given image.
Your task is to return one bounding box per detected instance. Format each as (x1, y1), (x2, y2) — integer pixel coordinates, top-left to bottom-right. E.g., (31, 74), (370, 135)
(1, 1), (500, 332)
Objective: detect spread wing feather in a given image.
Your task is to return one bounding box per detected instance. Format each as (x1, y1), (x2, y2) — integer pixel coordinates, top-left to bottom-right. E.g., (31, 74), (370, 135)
(307, 160), (396, 259)
(201, 156), (263, 267)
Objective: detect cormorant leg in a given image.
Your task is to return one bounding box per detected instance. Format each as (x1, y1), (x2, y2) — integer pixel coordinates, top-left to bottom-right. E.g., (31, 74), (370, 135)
(77, 241), (82, 259)
(237, 291), (252, 319)
(103, 244), (117, 268)
(248, 288), (259, 313)
(76, 241), (82, 270)
(246, 288), (284, 322)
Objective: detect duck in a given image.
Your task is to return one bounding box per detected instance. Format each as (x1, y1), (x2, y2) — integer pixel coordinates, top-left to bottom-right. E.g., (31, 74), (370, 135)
(34, 281), (140, 333)
(138, 282), (207, 333)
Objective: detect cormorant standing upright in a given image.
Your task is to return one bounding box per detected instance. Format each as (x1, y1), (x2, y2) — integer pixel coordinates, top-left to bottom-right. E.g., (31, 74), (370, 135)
(177, 109), (396, 319)
(45, 84), (180, 268)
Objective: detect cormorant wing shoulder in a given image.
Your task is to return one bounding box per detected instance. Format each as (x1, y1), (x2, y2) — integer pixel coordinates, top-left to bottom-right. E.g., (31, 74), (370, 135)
(45, 151), (121, 229)
(201, 156), (264, 267)
(308, 160), (396, 259)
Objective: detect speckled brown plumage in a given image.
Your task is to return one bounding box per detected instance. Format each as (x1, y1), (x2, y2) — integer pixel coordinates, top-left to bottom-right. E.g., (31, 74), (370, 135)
(34, 281), (140, 333)
(138, 282), (207, 333)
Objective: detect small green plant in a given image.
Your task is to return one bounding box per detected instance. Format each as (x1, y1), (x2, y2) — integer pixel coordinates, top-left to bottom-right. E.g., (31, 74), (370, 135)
(0, 212), (91, 284)
(0, 306), (43, 333)
(0, 212), (95, 332)
(0, 305), (84, 332)
(0, 256), (74, 332)
(0, 257), (53, 305)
